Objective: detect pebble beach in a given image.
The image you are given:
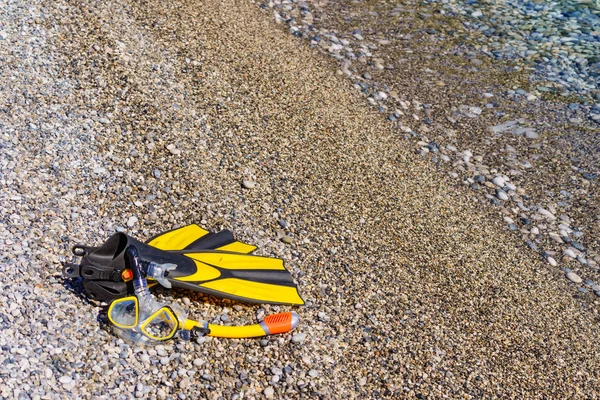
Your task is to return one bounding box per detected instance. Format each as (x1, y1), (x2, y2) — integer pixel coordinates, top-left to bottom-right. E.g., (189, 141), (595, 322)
(1, 0), (600, 398)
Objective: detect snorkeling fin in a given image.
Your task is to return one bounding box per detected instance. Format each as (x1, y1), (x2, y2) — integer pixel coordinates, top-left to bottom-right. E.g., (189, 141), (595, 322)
(62, 224), (304, 306)
(145, 224), (257, 254)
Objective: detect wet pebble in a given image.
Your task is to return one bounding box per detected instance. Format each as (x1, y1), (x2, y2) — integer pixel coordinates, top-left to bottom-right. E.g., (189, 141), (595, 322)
(566, 272), (583, 284)
(496, 190), (509, 201)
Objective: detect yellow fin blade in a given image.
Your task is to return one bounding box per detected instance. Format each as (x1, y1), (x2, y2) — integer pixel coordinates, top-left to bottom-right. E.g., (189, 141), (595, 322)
(147, 224), (209, 250)
(201, 278), (304, 305)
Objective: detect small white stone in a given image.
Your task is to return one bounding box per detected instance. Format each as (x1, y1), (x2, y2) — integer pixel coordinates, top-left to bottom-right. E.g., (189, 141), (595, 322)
(167, 145), (181, 155)
(291, 333), (307, 343)
(127, 216), (138, 227)
(537, 208), (556, 221)
(549, 232), (563, 243)
(242, 180), (256, 189)
(497, 191), (509, 201)
(547, 257), (557, 267)
(566, 272), (582, 284)
(492, 176), (506, 187)
(59, 376), (72, 385)
(564, 249), (577, 259)
(264, 387), (275, 398)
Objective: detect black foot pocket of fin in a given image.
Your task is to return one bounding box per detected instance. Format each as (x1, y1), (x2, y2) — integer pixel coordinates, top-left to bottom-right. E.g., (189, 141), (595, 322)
(83, 280), (129, 302)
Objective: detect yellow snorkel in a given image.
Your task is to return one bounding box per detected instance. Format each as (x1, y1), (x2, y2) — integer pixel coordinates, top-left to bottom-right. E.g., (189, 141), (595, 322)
(107, 246), (299, 344)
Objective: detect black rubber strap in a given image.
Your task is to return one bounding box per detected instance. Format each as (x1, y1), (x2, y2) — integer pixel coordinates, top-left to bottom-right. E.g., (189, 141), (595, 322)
(190, 326), (211, 338)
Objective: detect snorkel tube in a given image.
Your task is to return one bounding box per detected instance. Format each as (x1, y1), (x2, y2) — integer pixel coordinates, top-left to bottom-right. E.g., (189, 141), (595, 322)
(108, 246), (300, 343)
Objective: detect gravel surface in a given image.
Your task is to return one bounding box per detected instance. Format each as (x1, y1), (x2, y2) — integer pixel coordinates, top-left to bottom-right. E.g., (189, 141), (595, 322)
(1, 0), (600, 398)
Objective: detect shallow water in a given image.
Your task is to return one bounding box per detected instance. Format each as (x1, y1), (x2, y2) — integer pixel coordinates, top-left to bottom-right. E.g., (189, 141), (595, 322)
(260, 0), (600, 288)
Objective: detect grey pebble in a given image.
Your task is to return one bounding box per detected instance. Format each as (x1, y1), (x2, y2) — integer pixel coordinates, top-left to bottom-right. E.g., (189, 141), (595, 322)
(525, 241), (537, 251)
(291, 332), (307, 343)
(492, 176), (506, 187)
(566, 272), (583, 284)
(525, 131), (539, 139)
(496, 190), (509, 201)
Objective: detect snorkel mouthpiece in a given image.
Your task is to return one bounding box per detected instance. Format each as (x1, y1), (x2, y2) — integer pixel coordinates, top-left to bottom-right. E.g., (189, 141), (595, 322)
(145, 261), (177, 289)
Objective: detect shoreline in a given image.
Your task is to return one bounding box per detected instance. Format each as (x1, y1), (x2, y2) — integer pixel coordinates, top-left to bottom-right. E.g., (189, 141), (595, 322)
(258, 0), (600, 297)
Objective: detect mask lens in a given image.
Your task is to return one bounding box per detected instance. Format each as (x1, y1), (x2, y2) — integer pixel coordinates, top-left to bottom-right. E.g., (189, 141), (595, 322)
(108, 297), (138, 328)
(140, 307), (178, 341)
